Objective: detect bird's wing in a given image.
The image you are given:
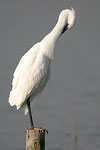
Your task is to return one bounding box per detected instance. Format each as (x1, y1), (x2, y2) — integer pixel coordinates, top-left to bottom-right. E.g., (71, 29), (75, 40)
(9, 43), (50, 109)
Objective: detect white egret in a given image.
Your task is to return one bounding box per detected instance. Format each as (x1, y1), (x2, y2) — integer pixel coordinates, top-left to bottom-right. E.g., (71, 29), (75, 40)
(9, 8), (76, 128)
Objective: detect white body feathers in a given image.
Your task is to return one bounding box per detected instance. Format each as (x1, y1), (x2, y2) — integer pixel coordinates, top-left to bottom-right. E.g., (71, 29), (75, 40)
(9, 8), (76, 115)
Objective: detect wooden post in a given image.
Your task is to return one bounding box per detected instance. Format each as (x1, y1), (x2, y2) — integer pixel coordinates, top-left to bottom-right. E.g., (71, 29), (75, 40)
(26, 128), (45, 150)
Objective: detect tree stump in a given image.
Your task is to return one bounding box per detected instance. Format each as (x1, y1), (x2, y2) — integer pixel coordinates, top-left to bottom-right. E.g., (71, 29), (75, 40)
(26, 128), (45, 150)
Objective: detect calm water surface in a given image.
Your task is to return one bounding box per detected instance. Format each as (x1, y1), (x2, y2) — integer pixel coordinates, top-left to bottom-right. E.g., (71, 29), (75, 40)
(0, 0), (100, 150)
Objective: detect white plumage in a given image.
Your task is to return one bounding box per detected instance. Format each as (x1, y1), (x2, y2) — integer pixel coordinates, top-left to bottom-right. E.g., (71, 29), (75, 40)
(9, 8), (76, 117)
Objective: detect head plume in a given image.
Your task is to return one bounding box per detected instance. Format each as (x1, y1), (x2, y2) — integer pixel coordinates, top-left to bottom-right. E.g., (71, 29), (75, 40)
(58, 7), (76, 34)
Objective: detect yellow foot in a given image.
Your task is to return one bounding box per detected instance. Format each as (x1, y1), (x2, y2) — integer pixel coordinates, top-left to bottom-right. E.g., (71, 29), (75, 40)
(26, 127), (48, 134)
(36, 127), (48, 134)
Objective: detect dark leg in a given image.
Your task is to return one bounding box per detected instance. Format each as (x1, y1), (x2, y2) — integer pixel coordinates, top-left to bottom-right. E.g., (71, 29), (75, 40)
(26, 98), (34, 128)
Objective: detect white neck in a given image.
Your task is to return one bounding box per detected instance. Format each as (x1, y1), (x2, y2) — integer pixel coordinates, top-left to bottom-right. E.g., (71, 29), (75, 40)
(40, 8), (76, 60)
(41, 21), (64, 59)
(43, 20), (64, 43)
(49, 22), (64, 40)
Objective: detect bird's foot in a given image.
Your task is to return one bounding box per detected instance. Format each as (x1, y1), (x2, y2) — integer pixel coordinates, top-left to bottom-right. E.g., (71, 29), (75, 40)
(30, 124), (34, 129)
(31, 126), (34, 129)
(29, 126), (48, 134)
(39, 127), (48, 134)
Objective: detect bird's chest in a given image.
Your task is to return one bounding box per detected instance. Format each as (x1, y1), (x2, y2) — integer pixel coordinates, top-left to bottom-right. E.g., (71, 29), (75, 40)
(41, 41), (55, 60)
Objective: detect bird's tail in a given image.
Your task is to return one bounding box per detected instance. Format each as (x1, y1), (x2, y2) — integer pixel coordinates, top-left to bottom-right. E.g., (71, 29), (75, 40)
(9, 91), (29, 115)
(9, 90), (23, 110)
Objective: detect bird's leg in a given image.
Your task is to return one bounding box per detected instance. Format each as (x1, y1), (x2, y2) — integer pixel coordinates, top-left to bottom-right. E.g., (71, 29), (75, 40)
(26, 98), (34, 129)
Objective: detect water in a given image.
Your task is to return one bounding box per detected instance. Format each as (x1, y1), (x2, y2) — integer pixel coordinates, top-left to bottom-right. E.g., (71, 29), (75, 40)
(0, 0), (100, 149)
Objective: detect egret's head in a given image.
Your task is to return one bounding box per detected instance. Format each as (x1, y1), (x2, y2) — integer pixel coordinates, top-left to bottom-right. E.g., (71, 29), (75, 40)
(58, 7), (76, 34)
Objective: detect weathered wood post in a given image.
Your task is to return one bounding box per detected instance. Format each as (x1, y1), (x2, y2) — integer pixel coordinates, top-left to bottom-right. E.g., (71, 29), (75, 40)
(26, 128), (45, 150)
